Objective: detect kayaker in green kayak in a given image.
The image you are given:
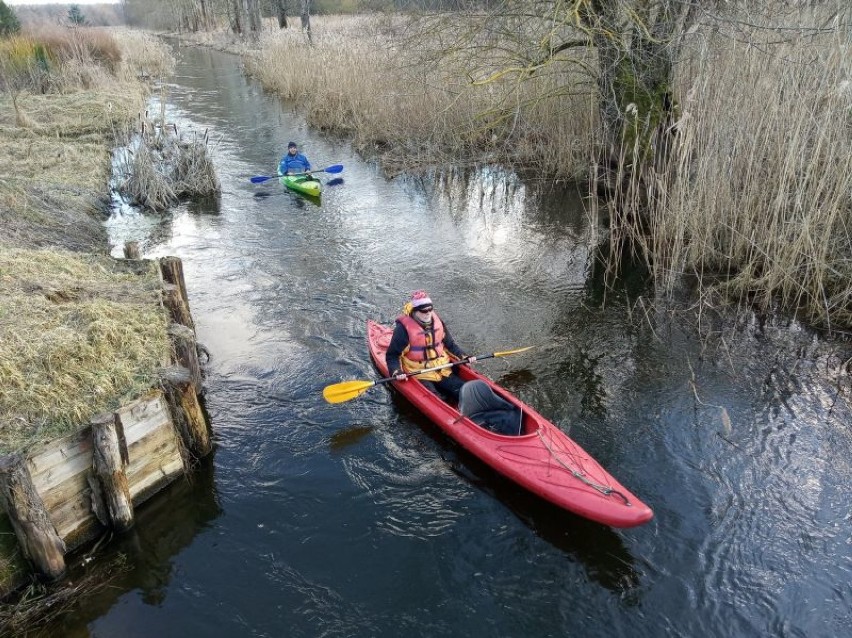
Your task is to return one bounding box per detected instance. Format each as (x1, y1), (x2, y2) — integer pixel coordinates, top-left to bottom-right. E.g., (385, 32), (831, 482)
(386, 290), (474, 403)
(278, 141), (312, 175)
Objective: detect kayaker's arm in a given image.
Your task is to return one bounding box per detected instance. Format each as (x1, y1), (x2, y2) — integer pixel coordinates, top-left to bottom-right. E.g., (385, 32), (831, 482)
(385, 321), (410, 378)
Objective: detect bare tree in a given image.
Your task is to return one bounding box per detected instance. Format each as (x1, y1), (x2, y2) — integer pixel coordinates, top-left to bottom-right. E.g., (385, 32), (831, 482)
(300, 0), (311, 43)
(274, 0), (288, 29)
(405, 0), (701, 166)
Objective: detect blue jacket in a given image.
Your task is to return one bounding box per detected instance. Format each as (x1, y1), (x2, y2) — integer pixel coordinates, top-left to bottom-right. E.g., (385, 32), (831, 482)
(279, 152), (311, 175)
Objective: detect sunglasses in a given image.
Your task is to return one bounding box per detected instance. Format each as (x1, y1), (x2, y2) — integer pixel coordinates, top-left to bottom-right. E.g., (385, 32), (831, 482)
(416, 306), (434, 313)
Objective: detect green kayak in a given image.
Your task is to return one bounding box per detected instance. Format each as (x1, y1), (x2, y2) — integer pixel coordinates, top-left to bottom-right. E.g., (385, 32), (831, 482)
(278, 172), (322, 198)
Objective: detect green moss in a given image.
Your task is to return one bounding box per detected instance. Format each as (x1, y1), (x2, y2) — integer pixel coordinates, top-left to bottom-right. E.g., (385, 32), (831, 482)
(613, 57), (672, 159)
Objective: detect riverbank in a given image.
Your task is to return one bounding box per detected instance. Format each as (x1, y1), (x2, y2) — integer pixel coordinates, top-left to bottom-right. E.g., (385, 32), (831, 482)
(0, 25), (174, 471)
(0, 26), (197, 604)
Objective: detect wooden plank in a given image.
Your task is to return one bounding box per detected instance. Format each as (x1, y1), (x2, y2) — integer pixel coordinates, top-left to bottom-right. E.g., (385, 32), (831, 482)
(130, 458), (185, 506)
(119, 393), (172, 447)
(126, 430), (184, 500)
(39, 466), (89, 514)
(29, 439), (91, 495)
(51, 492), (95, 541)
(27, 429), (92, 479)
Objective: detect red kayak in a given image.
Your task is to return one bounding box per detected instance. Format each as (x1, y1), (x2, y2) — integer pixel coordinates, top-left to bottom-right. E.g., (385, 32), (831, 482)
(367, 320), (653, 528)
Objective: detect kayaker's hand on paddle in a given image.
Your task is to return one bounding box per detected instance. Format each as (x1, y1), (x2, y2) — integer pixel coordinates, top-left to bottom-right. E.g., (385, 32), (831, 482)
(466, 356), (477, 364)
(392, 370), (408, 381)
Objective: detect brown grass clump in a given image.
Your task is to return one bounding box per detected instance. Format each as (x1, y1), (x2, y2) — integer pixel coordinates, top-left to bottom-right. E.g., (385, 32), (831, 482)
(0, 247), (171, 454)
(117, 106), (220, 212)
(0, 182), (107, 251)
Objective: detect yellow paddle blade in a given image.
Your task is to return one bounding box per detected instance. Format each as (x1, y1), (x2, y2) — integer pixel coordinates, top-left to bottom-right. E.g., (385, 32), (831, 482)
(322, 380), (377, 404)
(493, 345), (534, 357)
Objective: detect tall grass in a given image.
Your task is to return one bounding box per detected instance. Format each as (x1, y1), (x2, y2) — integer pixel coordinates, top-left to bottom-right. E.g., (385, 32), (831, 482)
(243, 16), (594, 175)
(635, 10), (852, 329)
(0, 27), (174, 97)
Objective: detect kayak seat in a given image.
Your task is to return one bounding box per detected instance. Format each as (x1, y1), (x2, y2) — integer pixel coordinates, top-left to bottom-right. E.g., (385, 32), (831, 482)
(459, 380), (524, 436)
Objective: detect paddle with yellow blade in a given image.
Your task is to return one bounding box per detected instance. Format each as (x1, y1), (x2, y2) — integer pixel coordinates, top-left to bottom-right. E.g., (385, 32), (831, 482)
(322, 346), (534, 404)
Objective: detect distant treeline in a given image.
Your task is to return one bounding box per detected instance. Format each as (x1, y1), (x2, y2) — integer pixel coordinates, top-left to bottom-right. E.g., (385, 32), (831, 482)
(13, 3), (126, 28)
(119, 1), (465, 32)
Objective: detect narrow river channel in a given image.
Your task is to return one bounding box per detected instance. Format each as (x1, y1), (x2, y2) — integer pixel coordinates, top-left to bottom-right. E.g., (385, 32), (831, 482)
(47, 42), (852, 638)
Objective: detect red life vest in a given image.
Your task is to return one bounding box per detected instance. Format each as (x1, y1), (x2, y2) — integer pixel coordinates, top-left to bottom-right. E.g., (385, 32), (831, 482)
(397, 312), (452, 380)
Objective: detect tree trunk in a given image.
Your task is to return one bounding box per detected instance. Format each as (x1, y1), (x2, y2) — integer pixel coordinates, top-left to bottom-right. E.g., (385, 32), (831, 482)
(244, 0), (262, 35)
(231, 0), (243, 35)
(199, 0), (210, 30)
(300, 0), (312, 44)
(275, 0), (288, 28)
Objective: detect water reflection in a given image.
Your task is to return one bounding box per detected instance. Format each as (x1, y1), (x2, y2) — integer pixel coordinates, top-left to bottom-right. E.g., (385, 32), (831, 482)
(34, 457), (220, 636)
(327, 425), (374, 454)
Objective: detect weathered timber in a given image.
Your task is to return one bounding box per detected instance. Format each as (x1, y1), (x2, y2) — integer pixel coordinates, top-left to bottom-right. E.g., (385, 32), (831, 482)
(0, 253), (212, 591)
(162, 366), (212, 461)
(91, 412), (134, 532)
(116, 391), (186, 506)
(0, 455), (66, 579)
(123, 241), (141, 259)
(168, 323), (202, 388)
(28, 429), (101, 548)
(163, 283), (194, 328)
(159, 256), (194, 330)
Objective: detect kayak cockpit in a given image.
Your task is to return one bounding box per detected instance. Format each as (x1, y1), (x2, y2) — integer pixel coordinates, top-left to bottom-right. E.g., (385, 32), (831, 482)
(459, 379), (536, 437)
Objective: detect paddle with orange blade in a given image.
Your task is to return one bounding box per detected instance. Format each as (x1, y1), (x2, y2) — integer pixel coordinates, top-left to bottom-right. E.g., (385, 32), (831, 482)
(322, 346), (534, 404)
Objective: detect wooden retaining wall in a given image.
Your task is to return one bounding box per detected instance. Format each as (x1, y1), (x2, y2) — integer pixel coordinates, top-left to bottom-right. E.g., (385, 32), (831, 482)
(0, 255), (210, 584)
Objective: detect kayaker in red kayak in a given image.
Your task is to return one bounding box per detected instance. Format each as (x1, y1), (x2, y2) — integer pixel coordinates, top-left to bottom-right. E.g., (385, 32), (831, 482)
(278, 141), (312, 175)
(385, 290), (474, 403)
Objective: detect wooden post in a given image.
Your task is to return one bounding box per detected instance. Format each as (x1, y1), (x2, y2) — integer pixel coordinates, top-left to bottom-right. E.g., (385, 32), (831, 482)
(91, 413), (134, 532)
(123, 241), (141, 259)
(163, 283), (194, 328)
(0, 455), (66, 579)
(168, 323), (202, 389)
(159, 257), (194, 331)
(162, 366), (212, 460)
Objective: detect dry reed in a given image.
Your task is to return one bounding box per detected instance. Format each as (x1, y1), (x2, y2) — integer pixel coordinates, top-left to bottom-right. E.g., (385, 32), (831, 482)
(634, 8), (852, 329)
(117, 105), (220, 212)
(242, 16), (595, 176)
(0, 554), (129, 633)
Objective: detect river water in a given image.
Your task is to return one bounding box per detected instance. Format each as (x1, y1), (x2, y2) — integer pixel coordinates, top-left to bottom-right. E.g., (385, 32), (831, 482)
(47, 42), (852, 637)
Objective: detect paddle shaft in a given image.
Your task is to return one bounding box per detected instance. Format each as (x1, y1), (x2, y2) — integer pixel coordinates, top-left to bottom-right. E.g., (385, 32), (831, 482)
(322, 346), (532, 404)
(250, 164), (343, 184)
(381, 352), (502, 385)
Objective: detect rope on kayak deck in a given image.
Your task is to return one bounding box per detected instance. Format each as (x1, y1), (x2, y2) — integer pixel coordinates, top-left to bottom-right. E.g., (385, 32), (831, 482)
(536, 431), (632, 506)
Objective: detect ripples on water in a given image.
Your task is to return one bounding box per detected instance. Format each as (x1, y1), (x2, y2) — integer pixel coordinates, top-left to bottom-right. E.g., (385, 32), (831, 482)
(39, 43), (851, 638)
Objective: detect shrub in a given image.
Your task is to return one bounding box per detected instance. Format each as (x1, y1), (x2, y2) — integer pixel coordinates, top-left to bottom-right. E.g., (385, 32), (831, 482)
(0, 0), (20, 38)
